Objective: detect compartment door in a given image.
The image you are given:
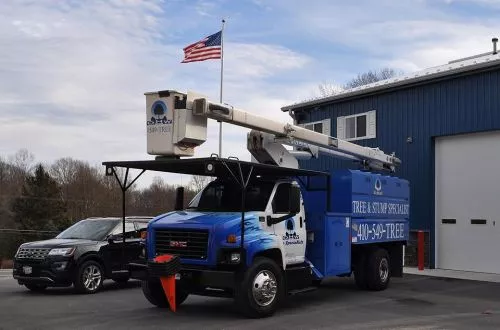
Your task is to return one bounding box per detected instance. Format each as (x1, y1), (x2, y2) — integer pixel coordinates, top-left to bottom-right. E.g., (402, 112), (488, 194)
(325, 216), (351, 276)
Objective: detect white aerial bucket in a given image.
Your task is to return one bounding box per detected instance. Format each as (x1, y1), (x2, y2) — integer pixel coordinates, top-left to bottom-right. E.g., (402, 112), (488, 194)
(145, 90), (207, 157)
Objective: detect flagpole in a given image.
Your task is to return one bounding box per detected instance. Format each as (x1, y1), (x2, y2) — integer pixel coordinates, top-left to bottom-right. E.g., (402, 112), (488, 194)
(218, 18), (225, 158)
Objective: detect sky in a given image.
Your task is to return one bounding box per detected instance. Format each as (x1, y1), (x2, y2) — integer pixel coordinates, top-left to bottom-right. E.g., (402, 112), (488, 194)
(1, 0), (499, 188)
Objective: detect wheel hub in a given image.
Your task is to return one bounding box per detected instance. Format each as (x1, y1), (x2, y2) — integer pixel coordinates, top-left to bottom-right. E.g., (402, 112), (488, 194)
(252, 270), (277, 307)
(83, 265), (102, 291)
(379, 258), (389, 282)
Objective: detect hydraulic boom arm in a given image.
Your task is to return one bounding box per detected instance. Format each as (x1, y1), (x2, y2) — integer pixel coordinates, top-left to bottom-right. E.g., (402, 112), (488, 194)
(190, 95), (401, 172)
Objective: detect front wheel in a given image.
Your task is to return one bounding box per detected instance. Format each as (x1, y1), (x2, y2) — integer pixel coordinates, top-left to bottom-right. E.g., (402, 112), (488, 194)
(74, 260), (104, 294)
(235, 257), (284, 318)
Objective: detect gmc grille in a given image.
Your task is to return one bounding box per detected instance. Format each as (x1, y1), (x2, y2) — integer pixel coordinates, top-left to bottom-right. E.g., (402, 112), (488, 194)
(155, 229), (209, 260)
(16, 248), (50, 260)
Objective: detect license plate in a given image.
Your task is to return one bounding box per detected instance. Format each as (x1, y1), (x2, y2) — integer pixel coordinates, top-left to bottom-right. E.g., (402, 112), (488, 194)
(175, 273), (181, 280)
(23, 266), (32, 275)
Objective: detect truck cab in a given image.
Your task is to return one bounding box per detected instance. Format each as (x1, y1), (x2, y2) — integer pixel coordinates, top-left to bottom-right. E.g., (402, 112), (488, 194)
(148, 177), (305, 269)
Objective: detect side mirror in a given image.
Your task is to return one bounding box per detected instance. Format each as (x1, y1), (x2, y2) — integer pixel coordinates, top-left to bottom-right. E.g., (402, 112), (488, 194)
(107, 234), (121, 243)
(289, 186), (301, 214)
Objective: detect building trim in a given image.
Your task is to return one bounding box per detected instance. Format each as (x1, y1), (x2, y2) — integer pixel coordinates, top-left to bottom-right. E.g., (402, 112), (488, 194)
(281, 53), (500, 112)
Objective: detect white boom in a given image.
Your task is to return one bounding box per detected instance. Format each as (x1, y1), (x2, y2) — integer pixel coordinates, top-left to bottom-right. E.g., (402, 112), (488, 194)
(144, 90), (401, 173)
(190, 95), (400, 173)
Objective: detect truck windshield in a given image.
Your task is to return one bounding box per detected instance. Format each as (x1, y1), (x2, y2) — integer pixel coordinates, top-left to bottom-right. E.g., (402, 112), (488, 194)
(56, 219), (120, 241)
(188, 180), (274, 212)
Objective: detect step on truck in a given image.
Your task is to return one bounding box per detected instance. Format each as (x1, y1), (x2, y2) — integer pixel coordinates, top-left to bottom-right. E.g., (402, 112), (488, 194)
(102, 89), (410, 318)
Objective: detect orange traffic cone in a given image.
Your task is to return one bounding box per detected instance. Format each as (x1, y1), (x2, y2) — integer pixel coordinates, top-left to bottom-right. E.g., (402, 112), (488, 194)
(154, 255), (176, 312)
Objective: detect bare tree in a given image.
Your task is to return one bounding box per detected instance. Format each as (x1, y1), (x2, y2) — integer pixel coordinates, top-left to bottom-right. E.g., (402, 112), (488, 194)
(343, 68), (401, 89)
(188, 175), (213, 193)
(317, 81), (344, 97)
(9, 148), (35, 175)
(316, 67), (402, 97)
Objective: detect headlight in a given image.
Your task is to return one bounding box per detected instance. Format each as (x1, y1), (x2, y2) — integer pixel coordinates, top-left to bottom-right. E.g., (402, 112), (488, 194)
(48, 248), (75, 256)
(230, 252), (241, 263)
(14, 245), (24, 257)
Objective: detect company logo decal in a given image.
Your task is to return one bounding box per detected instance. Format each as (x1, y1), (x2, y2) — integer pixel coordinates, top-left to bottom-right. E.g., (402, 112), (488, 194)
(147, 100), (173, 126)
(282, 218), (303, 246)
(374, 178), (383, 195)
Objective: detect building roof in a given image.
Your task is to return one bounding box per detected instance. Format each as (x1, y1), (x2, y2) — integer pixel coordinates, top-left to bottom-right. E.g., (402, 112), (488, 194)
(281, 52), (500, 112)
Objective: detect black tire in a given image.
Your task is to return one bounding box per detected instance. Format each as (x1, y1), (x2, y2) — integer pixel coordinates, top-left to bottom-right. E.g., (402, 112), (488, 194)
(74, 260), (104, 294)
(354, 253), (369, 290)
(234, 257), (284, 318)
(25, 283), (47, 292)
(366, 248), (391, 291)
(141, 278), (188, 310)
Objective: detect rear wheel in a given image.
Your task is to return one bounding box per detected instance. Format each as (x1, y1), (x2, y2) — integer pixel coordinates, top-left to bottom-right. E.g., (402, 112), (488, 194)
(235, 257), (284, 318)
(25, 283), (47, 292)
(141, 278), (188, 309)
(366, 248), (391, 291)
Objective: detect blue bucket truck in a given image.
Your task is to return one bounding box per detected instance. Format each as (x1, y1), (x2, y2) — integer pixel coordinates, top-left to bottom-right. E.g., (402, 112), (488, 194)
(103, 89), (409, 318)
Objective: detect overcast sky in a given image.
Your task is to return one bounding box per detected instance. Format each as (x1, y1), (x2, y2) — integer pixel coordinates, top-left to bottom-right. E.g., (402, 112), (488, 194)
(1, 0), (499, 187)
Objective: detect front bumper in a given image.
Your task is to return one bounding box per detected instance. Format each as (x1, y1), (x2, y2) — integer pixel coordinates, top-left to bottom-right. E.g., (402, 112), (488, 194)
(129, 261), (236, 291)
(13, 258), (75, 287)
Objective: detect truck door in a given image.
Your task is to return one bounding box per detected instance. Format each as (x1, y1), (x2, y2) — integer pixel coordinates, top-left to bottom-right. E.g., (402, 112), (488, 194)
(270, 182), (306, 266)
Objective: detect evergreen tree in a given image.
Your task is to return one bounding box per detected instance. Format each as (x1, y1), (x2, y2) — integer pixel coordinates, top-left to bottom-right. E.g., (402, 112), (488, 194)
(11, 164), (68, 232)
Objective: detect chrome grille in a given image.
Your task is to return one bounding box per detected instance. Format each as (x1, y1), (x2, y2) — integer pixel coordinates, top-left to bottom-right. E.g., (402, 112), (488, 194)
(155, 229), (209, 260)
(16, 248), (50, 260)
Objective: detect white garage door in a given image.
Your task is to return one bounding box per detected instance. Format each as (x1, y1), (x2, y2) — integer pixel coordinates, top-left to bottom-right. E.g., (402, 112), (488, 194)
(435, 130), (500, 274)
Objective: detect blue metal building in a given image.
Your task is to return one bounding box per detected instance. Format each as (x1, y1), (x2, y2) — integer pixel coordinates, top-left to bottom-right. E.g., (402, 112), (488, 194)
(282, 43), (500, 272)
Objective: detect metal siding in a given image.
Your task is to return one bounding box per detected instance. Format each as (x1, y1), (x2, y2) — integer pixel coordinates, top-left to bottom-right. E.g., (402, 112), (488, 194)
(297, 68), (500, 240)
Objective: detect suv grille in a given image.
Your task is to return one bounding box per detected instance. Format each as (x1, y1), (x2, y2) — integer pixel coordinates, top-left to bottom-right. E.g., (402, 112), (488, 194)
(155, 229), (209, 260)
(16, 248), (50, 260)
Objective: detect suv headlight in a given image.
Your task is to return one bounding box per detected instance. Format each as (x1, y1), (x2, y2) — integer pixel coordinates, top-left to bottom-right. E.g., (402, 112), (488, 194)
(14, 245), (24, 258)
(48, 248), (75, 256)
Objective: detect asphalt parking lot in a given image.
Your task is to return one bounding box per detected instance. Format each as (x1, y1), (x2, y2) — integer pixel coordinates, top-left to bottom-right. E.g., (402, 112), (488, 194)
(1, 271), (500, 330)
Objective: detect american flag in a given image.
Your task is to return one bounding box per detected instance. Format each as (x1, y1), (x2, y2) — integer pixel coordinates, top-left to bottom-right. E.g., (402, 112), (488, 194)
(181, 30), (222, 63)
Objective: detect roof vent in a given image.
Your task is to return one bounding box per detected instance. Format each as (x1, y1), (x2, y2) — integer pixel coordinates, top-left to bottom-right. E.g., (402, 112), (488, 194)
(493, 37), (498, 55)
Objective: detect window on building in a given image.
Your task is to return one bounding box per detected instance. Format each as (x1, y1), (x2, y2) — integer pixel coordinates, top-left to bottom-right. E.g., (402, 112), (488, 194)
(337, 110), (376, 141)
(300, 119), (331, 136)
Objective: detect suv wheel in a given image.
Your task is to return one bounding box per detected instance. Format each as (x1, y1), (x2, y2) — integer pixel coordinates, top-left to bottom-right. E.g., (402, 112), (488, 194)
(74, 260), (104, 294)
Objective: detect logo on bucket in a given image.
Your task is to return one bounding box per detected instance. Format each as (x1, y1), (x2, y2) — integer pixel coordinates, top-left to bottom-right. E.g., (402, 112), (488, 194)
(147, 100), (173, 126)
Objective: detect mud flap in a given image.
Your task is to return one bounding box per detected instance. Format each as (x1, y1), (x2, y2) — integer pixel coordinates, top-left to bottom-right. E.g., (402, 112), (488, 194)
(151, 255), (181, 312)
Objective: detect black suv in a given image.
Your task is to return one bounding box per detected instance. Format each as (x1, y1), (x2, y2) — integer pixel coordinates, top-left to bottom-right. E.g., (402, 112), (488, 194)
(13, 216), (152, 294)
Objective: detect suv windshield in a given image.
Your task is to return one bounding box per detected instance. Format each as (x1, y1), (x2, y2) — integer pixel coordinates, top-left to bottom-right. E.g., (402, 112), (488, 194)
(56, 219), (120, 241)
(188, 180), (274, 212)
